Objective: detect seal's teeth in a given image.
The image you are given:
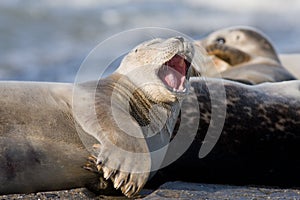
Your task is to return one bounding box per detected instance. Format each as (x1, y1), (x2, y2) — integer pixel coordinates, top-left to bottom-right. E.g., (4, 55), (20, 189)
(171, 87), (187, 93)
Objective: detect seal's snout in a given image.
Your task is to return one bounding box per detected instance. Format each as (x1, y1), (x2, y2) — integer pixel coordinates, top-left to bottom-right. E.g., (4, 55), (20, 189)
(172, 36), (192, 55)
(157, 37), (194, 93)
(174, 36), (185, 42)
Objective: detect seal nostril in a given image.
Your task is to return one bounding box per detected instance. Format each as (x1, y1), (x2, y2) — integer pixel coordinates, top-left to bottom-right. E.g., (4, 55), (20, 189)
(175, 36), (184, 42)
(216, 37), (226, 44)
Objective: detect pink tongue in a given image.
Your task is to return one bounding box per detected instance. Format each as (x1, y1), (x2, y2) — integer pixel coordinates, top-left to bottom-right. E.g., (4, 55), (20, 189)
(165, 70), (186, 90)
(164, 55), (187, 91)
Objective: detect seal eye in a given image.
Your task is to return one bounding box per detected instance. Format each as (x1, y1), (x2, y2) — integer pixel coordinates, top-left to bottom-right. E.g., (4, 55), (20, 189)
(216, 37), (226, 44)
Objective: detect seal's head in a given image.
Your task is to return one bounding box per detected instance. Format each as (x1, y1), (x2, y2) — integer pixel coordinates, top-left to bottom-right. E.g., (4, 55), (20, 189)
(116, 36), (195, 103)
(197, 26), (281, 72)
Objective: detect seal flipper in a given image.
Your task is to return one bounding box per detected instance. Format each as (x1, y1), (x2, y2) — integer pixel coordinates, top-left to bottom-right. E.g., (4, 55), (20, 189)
(73, 75), (151, 198)
(83, 155), (122, 196)
(93, 74), (151, 197)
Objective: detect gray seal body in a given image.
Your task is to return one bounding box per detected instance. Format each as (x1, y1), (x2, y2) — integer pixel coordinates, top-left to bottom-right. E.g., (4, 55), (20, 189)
(148, 78), (300, 188)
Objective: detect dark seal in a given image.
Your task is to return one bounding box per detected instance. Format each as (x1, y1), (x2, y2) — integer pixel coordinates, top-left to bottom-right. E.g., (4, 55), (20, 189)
(148, 78), (300, 188)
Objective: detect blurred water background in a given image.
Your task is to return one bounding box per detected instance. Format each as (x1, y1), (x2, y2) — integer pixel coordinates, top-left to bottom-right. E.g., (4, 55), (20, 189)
(1, 0), (299, 82)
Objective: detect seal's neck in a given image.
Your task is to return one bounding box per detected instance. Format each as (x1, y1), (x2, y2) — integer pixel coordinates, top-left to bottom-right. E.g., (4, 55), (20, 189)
(100, 73), (182, 141)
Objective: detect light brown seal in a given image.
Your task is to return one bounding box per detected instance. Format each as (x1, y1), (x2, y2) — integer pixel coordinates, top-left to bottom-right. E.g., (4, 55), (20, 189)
(76, 36), (195, 197)
(197, 26), (296, 84)
(0, 37), (196, 197)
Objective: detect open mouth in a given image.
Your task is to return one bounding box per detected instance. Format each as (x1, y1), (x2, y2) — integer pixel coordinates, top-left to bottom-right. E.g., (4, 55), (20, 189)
(158, 54), (191, 93)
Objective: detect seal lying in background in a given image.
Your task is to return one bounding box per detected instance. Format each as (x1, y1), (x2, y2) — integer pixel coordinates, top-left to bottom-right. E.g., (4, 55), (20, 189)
(147, 78), (300, 188)
(196, 26), (296, 84)
(0, 37), (195, 197)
